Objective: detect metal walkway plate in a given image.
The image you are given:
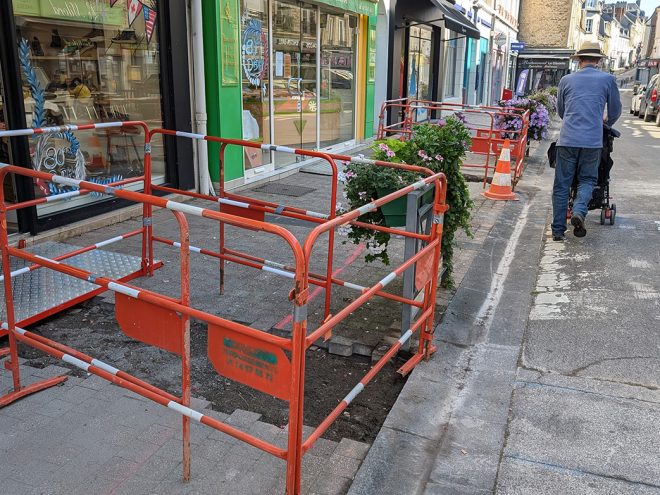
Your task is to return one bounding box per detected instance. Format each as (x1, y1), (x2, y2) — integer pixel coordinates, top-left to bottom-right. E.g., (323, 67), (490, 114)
(0, 241), (143, 326)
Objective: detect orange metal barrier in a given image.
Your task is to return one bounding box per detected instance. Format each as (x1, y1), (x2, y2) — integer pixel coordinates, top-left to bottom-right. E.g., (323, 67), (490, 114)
(0, 122), (448, 494)
(377, 99), (530, 189)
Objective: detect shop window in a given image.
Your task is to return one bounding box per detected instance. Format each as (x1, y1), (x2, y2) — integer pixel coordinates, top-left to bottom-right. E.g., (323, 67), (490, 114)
(241, 0), (271, 171)
(407, 25), (433, 120)
(445, 33), (458, 97)
(13, 0), (166, 217)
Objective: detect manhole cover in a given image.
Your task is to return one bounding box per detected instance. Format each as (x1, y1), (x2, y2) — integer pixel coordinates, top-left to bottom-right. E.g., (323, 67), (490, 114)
(253, 183), (316, 197)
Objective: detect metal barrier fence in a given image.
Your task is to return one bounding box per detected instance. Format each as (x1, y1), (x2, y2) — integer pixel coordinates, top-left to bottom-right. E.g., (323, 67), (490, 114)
(0, 122), (448, 494)
(376, 98), (530, 189)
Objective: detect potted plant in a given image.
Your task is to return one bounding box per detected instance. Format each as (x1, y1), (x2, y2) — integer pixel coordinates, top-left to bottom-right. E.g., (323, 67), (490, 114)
(339, 117), (474, 287)
(496, 97), (550, 141)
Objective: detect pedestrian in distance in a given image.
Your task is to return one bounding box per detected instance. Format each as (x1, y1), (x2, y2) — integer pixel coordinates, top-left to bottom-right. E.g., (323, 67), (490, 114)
(552, 41), (622, 241)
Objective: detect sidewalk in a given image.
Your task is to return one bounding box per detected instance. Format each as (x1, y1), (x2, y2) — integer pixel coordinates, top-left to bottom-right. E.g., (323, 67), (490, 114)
(0, 138), (515, 494)
(350, 109), (660, 494)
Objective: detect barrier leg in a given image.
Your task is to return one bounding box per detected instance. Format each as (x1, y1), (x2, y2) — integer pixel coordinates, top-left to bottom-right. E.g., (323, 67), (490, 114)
(286, 299), (307, 494)
(172, 211), (192, 481)
(219, 145), (226, 295)
(322, 228), (335, 337)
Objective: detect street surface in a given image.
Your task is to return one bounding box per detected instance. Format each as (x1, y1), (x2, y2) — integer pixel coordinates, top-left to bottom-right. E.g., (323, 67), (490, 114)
(351, 91), (660, 494)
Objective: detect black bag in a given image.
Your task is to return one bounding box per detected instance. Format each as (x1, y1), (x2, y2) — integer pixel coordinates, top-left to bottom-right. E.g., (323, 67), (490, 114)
(547, 141), (557, 168)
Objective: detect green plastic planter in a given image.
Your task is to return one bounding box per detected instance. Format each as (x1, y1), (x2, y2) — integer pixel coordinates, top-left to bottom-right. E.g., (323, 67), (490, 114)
(376, 186), (434, 227)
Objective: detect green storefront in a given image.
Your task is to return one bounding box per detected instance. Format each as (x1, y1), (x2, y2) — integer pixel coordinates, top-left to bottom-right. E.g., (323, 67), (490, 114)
(203, 0), (377, 186)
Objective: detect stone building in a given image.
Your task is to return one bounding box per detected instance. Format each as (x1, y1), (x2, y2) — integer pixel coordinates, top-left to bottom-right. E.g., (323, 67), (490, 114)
(514, 0), (584, 93)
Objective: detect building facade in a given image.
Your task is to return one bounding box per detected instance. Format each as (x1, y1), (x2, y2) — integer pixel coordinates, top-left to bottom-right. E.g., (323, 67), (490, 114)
(202, 0), (379, 188)
(639, 6), (660, 83)
(515, 0), (583, 93)
(0, 0), (194, 235)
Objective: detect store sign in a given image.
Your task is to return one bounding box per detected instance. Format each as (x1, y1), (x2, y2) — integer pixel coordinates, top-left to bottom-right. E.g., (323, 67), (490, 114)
(518, 58), (570, 69)
(510, 42), (525, 52)
(493, 32), (507, 47)
(317, 0), (377, 16)
(220, 0), (240, 86)
(15, 0), (125, 26)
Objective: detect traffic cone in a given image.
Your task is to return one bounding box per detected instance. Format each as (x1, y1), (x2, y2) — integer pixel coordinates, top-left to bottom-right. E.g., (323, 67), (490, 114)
(482, 140), (518, 201)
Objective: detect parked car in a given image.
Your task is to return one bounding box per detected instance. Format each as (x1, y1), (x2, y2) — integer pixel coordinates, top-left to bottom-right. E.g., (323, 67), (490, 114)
(631, 84), (646, 115)
(638, 74), (660, 124)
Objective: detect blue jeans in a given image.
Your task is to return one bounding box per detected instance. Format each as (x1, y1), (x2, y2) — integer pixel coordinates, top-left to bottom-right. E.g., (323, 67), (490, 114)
(552, 146), (601, 235)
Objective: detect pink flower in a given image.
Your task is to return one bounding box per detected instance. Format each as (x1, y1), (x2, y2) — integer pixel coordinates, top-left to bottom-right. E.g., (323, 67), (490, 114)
(379, 143), (394, 158)
(435, 154), (444, 162)
(358, 191), (368, 200)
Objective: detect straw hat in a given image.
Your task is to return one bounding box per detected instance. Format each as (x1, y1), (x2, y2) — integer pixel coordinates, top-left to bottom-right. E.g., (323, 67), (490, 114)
(571, 41), (604, 59)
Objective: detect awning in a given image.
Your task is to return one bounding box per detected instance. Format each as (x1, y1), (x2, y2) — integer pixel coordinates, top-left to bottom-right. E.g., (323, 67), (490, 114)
(431, 0), (480, 39)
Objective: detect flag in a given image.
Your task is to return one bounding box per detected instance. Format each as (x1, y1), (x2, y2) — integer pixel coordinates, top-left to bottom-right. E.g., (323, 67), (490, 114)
(128, 0), (143, 27)
(143, 6), (157, 43)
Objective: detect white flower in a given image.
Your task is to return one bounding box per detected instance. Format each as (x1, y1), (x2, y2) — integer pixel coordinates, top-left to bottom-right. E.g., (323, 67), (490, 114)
(366, 239), (386, 255)
(337, 224), (353, 236)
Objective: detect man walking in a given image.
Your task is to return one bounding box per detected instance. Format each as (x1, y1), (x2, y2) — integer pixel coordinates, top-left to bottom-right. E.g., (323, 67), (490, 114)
(552, 41), (621, 241)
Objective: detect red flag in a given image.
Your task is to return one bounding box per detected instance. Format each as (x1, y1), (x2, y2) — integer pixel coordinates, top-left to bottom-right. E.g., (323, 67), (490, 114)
(143, 6), (157, 42)
(127, 0), (143, 27)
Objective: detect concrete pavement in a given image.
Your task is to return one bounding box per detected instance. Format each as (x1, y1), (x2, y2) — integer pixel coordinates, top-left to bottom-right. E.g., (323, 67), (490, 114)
(351, 93), (660, 494)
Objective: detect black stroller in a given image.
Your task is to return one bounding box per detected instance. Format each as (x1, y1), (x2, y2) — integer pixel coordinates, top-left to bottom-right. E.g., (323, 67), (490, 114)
(548, 125), (620, 225)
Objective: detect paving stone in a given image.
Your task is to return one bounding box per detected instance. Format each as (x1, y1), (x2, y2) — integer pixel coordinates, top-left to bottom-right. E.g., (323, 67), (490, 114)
(36, 398), (78, 418)
(226, 408), (262, 426)
(58, 384), (101, 405)
(326, 452), (362, 478)
(425, 480), (492, 495)
(308, 436), (339, 458)
(312, 474), (353, 495)
(137, 422), (178, 446)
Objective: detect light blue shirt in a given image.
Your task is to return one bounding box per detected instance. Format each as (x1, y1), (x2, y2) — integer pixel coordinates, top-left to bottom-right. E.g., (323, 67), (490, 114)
(556, 65), (622, 148)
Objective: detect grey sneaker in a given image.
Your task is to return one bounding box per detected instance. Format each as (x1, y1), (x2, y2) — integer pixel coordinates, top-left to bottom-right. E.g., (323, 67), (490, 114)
(552, 233), (565, 242)
(571, 213), (586, 237)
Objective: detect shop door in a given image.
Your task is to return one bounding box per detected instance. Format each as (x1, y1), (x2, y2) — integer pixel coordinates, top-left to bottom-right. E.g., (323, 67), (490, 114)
(319, 11), (357, 149)
(272, 0), (318, 168)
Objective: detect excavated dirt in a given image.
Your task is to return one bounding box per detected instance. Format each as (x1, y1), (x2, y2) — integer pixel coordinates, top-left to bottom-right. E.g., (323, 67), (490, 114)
(16, 299), (409, 443)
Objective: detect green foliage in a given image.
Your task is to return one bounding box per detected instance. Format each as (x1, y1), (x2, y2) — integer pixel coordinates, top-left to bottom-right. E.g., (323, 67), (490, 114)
(529, 90), (558, 116)
(340, 117), (474, 287)
(545, 86), (558, 96)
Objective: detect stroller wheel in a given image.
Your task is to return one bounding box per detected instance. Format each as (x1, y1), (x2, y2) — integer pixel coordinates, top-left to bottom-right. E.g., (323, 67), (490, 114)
(600, 209), (606, 225)
(610, 204), (616, 225)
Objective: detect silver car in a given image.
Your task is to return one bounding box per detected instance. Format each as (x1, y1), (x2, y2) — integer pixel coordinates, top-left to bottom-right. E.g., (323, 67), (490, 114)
(631, 84), (646, 115)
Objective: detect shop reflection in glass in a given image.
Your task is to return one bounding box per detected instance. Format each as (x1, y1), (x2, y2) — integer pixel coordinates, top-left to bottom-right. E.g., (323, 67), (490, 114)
(12, 0), (165, 215)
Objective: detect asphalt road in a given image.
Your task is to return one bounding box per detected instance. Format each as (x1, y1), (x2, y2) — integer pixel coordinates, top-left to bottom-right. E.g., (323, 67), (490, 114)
(498, 90), (660, 494)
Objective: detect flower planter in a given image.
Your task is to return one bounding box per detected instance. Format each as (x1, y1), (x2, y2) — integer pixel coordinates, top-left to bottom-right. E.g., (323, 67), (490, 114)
(376, 186), (434, 227)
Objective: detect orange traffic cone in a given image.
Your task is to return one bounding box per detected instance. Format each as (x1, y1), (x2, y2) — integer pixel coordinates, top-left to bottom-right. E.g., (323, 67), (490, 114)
(482, 140), (519, 201)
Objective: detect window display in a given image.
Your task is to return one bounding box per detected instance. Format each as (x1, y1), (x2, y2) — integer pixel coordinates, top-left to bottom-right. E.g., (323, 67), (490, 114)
(240, 0), (357, 172)
(13, 0), (166, 216)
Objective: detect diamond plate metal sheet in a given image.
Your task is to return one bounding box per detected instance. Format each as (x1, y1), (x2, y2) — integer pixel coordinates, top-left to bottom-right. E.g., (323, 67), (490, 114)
(0, 241), (143, 324)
